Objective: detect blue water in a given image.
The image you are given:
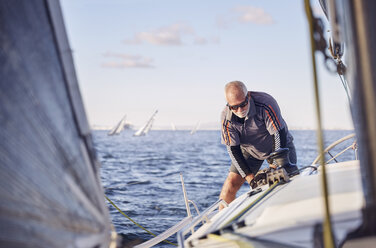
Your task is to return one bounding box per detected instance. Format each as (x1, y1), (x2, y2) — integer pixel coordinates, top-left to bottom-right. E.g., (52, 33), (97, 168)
(93, 129), (355, 247)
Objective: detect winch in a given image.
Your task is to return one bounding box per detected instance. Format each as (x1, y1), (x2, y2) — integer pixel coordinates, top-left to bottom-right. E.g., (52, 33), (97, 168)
(251, 148), (299, 188)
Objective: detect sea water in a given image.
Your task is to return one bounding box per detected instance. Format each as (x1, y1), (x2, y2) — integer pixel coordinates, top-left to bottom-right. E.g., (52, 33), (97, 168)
(93, 129), (355, 247)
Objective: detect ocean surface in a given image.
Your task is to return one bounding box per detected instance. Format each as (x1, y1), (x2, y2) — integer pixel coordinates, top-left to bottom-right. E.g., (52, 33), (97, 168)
(93, 129), (356, 247)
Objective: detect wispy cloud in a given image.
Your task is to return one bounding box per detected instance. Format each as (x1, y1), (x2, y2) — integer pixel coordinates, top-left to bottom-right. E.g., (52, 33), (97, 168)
(102, 52), (154, 68)
(124, 23), (194, 46)
(216, 5), (274, 29)
(124, 23), (216, 46)
(234, 6), (274, 25)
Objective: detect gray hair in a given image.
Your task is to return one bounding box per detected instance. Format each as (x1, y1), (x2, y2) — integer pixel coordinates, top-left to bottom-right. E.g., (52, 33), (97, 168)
(225, 81), (248, 96)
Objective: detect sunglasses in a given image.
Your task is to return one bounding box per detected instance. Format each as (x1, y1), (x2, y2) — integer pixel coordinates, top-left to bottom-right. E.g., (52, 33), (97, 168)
(227, 96), (249, 110)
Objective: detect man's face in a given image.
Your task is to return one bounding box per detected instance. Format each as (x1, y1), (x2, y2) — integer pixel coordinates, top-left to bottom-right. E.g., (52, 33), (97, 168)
(226, 90), (249, 118)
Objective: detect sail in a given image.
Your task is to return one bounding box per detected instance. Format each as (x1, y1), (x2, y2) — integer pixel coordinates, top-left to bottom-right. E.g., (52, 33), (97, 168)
(171, 122), (176, 131)
(190, 121), (200, 135)
(133, 122), (148, 137)
(133, 110), (158, 136)
(108, 115), (127, 136)
(0, 1), (111, 247)
(144, 117), (155, 134)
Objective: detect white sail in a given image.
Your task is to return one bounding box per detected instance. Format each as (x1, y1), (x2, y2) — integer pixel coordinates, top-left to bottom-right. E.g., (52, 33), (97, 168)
(190, 121), (200, 135)
(133, 110), (158, 136)
(171, 122), (176, 131)
(0, 2), (112, 247)
(133, 122), (148, 137)
(144, 117), (155, 134)
(108, 115), (127, 136)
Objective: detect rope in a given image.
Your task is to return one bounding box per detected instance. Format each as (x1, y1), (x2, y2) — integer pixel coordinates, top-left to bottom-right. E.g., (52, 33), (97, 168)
(304, 0), (335, 247)
(104, 195), (178, 246)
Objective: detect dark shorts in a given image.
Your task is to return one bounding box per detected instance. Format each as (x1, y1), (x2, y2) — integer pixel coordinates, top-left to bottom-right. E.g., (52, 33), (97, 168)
(229, 142), (297, 175)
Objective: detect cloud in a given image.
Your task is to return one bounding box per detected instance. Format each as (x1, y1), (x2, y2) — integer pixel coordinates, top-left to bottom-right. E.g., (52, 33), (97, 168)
(234, 6), (274, 25)
(124, 23), (217, 46)
(124, 23), (194, 46)
(194, 35), (220, 45)
(216, 5), (274, 29)
(102, 52), (154, 68)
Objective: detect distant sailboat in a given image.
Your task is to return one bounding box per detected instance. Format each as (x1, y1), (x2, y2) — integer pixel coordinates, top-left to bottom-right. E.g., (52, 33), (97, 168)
(190, 121), (200, 135)
(133, 110), (158, 136)
(171, 122), (176, 131)
(108, 114), (127, 136)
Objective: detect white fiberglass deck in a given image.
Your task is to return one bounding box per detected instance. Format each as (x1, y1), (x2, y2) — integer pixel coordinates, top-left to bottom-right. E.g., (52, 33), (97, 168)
(185, 161), (363, 248)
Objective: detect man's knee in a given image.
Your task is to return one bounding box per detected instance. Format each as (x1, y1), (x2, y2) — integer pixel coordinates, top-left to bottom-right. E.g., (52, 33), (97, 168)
(223, 172), (245, 190)
(219, 172), (246, 208)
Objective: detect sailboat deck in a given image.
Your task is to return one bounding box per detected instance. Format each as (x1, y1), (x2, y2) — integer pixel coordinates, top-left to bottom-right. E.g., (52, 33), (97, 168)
(186, 161), (363, 247)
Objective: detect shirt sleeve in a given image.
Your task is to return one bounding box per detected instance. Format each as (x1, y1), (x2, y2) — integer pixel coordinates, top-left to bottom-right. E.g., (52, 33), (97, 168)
(221, 119), (240, 146)
(263, 97), (286, 135)
(227, 145), (251, 178)
(271, 128), (288, 166)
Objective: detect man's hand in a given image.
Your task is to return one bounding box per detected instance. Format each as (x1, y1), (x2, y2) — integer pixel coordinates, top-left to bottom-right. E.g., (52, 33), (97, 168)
(249, 178), (257, 189)
(249, 170), (268, 189)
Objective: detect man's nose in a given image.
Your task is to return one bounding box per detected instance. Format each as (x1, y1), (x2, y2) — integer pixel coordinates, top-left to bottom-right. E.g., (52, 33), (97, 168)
(235, 107), (242, 113)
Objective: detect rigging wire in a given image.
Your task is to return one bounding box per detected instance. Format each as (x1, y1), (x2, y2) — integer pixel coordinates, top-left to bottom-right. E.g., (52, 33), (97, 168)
(338, 73), (352, 103)
(327, 151), (339, 163)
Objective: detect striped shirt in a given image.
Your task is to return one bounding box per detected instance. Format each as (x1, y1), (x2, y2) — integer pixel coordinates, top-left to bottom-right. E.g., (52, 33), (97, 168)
(221, 91), (293, 161)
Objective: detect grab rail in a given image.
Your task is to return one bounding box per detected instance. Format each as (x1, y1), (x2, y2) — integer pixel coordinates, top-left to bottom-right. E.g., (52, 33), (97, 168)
(134, 216), (192, 248)
(177, 199), (228, 248)
(311, 133), (357, 166)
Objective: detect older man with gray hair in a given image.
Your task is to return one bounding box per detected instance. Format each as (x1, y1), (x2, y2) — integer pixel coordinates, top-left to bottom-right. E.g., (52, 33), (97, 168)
(219, 81), (297, 208)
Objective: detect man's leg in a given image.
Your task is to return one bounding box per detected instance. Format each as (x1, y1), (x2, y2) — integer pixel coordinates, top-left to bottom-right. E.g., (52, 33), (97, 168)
(219, 172), (246, 210)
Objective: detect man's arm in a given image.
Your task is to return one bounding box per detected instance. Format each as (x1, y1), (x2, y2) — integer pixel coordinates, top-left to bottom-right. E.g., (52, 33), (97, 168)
(227, 145), (253, 183)
(221, 115), (254, 183)
(270, 128), (288, 167)
(272, 127), (288, 151)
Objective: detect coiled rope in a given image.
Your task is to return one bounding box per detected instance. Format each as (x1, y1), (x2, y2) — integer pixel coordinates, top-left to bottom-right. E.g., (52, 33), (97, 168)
(104, 195), (177, 246)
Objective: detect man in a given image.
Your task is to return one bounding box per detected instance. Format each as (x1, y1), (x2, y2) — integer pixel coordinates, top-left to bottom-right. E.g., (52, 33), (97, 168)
(219, 81), (297, 208)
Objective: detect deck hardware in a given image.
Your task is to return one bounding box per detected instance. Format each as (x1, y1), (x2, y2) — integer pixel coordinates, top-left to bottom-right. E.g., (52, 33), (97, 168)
(266, 168), (289, 186)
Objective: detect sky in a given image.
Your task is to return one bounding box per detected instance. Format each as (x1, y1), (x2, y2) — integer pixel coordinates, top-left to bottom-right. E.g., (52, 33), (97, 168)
(60, 0), (354, 130)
